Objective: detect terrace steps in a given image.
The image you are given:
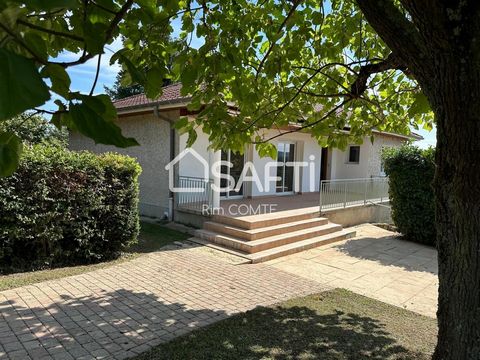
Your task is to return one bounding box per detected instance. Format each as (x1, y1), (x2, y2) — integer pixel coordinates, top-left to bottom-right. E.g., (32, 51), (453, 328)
(191, 208), (355, 263)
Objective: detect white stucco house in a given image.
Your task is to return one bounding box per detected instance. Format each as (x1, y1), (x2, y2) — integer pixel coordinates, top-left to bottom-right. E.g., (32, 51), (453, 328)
(69, 83), (421, 224)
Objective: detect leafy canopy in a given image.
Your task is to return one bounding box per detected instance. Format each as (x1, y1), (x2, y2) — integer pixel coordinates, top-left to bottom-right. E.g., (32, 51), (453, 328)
(0, 113), (67, 146)
(0, 0), (433, 175)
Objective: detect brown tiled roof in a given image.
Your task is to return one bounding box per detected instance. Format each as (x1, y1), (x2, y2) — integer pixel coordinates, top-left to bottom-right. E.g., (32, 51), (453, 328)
(113, 83), (189, 110)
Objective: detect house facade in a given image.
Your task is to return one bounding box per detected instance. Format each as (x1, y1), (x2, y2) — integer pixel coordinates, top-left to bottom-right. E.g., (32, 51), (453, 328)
(69, 83), (421, 221)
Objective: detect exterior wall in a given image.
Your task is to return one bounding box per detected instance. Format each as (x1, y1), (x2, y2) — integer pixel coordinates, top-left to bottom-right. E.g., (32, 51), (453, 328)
(178, 125), (212, 179)
(366, 134), (405, 177)
(176, 127), (407, 199)
(250, 130), (322, 196)
(177, 128), (322, 197)
(69, 110), (179, 218)
(330, 141), (372, 179)
(330, 133), (405, 180)
(322, 202), (392, 227)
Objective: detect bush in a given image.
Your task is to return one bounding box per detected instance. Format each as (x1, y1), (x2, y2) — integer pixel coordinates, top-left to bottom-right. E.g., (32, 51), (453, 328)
(382, 145), (436, 246)
(0, 145), (141, 273)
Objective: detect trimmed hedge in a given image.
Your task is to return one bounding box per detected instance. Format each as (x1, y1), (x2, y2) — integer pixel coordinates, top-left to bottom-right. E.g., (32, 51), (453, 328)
(0, 145), (141, 273)
(382, 145), (436, 246)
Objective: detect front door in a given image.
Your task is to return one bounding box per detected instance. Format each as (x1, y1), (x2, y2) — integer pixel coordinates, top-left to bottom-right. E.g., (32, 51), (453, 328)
(221, 150), (244, 198)
(320, 147), (329, 181)
(276, 142), (296, 194)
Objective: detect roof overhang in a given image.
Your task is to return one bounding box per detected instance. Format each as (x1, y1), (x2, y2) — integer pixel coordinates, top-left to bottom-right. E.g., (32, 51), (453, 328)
(116, 98), (192, 117)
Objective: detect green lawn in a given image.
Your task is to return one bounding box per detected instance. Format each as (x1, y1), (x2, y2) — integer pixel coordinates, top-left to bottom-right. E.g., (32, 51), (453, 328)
(0, 221), (189, 291)
(135, 289), (437, 360)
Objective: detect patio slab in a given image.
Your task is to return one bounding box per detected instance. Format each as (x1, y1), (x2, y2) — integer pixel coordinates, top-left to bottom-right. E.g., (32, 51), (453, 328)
(0, 243), (325, 360)
(266, 223), (438, 317)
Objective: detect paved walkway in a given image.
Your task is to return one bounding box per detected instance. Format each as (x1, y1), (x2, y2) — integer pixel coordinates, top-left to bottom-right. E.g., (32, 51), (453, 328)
(0, 244), (325, 360)
(267, 224), (438, 317)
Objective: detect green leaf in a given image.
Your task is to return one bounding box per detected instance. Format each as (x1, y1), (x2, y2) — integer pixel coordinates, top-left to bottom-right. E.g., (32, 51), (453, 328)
(145, 68), (164, 99)
(408, 92), (431, 117)
(69, 98), (139, 148)
(174, 116), (189, 130)
(0, 48), (50, 120)
(0, 7), (25, 27)
(0, 132), (22, 177)
(180, 62), (198, 87)
(111, 49), (147, 85)
(41, 64), (71, 98)
(23, 32), (49, 62)
(186, 127), (197, 147)
(256, 142), (277, 159)
(78, 94), (117, 121)
(84, 22), (108, 54)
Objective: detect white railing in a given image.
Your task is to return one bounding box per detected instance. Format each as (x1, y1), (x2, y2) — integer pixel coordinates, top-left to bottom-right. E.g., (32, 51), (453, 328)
(175, 176), (214, 213)
(319, 177), (389, 211)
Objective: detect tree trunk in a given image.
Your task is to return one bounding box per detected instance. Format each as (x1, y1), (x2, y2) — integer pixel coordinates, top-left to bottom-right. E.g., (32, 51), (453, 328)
(355, 1), (480, 357)
(428, 52), (480, 359)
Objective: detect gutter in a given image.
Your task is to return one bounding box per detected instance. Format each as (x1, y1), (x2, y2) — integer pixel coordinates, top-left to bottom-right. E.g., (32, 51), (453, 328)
(116, 98), (192, 115)
(153, 104), (177, 222)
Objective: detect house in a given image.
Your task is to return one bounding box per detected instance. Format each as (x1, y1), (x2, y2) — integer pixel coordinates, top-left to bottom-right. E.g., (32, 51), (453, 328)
(69, 83), (421, 261)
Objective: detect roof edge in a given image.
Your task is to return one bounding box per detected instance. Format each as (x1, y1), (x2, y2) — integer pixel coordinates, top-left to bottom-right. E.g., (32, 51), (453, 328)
(116, 97), (192, 114)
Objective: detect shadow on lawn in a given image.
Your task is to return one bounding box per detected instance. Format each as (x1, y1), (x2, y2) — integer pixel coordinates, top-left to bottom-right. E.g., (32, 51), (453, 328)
(0, 288), (432, 359)
(136, 297), (431, 359)
(335, 235), (438, 275)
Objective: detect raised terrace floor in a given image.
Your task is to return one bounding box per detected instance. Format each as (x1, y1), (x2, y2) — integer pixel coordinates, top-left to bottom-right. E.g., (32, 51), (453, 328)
(218, 192), (321, 218)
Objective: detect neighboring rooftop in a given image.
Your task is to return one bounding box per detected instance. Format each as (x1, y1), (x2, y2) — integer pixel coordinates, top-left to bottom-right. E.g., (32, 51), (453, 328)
(113, 83), (188, 110)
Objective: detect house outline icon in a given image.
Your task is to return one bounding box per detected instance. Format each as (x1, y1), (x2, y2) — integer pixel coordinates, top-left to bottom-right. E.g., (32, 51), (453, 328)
(165, 148), (210, 193)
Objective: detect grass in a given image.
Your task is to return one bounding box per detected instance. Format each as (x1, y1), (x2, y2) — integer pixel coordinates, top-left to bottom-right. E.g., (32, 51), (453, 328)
(135, 289), (437, 360)
(0, 221), (189, 291)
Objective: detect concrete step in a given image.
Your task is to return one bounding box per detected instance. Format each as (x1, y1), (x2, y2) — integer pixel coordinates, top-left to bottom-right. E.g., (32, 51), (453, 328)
(195, 222), (342, 253)
(189, 229), (356, 264)
(213, 207), (320, 230)
(248, 229), (356, 263)
(203, 217), (329, 241)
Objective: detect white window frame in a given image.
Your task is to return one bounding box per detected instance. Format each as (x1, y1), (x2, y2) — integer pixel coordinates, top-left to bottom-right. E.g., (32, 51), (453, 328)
(346, 145), (361, 164)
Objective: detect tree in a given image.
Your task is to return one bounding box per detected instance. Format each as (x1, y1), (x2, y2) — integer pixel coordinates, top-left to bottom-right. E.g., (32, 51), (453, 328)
(0, 1), (479, 357)
(0, 113), (67, 146)
(104, 69), (144, 100)
(105, 69), (174, 100)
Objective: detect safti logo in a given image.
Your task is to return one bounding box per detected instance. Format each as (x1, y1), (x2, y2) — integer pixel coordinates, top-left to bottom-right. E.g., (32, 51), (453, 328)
(165, 148), (317, 193)
(165, 148), (209, 193)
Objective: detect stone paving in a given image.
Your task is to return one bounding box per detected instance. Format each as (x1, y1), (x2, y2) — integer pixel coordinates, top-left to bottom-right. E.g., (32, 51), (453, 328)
(0, 243), (325, 360)
(267, 224), (438, 317)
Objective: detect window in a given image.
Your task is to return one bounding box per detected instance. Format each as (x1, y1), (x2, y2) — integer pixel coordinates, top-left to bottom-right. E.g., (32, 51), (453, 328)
(347, 146), (360, 164)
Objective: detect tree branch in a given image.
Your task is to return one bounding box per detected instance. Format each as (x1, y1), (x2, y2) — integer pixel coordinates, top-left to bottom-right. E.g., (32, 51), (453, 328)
(89, 54), (102, 96)
(17, 19), (84, 42)
(0, 23), (48, 65)
(91, 0), (118, 15)
(355, 0), (429, 75)
(253, 99), (351, 144)
(256, 0), (302, 78)
(54, 0), (134, 68)
(350, 53), (406, 97)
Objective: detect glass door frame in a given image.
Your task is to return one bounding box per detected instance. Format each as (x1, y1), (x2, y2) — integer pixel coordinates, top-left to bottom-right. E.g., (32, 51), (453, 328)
(276, 141), (296, 195)
(220, 150), (245, 199)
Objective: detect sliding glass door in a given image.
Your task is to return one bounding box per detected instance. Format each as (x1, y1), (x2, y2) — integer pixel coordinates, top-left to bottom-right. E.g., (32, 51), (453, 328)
(276, 142), (296, 194)
(220, 150), (244, 198)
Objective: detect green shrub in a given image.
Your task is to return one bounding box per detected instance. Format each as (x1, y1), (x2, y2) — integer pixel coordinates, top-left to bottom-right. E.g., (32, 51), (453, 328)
(0, 145), (141, 273)
(382, 145), (436, 246)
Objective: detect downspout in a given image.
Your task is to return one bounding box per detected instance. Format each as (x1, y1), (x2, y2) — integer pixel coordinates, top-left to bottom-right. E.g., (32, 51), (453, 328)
(154, 105), (176, 221)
